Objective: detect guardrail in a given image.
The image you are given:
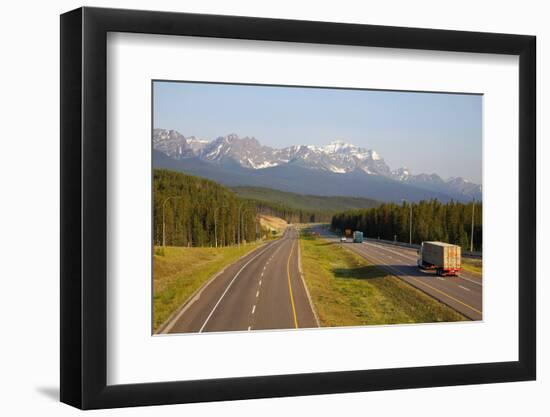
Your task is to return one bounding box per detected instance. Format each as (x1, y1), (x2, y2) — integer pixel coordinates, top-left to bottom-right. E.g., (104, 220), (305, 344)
(362, 236), (482, 258)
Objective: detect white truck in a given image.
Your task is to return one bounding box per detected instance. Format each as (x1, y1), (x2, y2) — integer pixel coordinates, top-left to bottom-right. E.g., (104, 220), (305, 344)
(417, 241), (461, 276)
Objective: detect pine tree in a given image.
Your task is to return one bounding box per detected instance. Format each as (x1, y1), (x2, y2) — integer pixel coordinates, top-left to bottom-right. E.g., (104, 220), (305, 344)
(331, 199), (482, 251)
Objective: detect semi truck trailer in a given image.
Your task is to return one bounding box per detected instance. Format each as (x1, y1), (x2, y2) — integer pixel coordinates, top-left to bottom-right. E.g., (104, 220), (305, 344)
(417, 241), (461, 276)
(353, 231), (364, 243)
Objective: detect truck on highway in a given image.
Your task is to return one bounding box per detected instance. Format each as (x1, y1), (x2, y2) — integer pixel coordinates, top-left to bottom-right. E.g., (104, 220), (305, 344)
(417, 241), (461, 276)
(352, 231), (364, 243)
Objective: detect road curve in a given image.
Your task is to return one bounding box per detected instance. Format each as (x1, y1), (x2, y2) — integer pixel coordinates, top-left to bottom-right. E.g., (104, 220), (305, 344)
(161, 226), (317, 334)
(317, 228), (483, 321)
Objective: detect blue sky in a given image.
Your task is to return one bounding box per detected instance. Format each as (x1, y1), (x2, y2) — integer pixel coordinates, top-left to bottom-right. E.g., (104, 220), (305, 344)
(153, 81), (482, 183)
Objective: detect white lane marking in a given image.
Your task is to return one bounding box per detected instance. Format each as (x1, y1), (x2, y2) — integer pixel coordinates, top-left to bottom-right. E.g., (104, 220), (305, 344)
(159, 240), (273, 334)
(349, 246), (482, 317)
(261, 272), (264, 277)
(251, 305), (256, 314)
(256, 290), (260, 298)
(363, 241), (482, 287)
(457, 275), (483, 287)
(297, 235), (321, 328)
(259, 280), (262, 286)
(458, 285), (471, 292)
(198, 240), (283, 332)
(248, 326), (251, 331)
(364, 241), (416, 261)
(436, 277), (445, 281)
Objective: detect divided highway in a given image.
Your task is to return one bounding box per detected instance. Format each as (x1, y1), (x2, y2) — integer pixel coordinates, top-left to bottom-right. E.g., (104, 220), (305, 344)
(317, 228), (483, 321)
(160, 227), (317, 334)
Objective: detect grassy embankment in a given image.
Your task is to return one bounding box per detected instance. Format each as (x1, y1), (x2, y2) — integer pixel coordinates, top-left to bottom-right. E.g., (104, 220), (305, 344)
(259, 214), (287, 237)
(461, 257), (482, 275)
(153, 242), (264, 332)
(300, 231), (466, 326)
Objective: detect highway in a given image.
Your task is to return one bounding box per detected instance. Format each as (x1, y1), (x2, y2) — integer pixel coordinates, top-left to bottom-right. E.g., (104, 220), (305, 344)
(316, 227), (483, 321)
(160, 227), (318, 334)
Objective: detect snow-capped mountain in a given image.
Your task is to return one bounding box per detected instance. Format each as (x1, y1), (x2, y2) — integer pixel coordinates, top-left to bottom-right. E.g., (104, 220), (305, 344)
(185, 136), (210, 153)
(444, 177), (482, 199)
(153, 129), (389, 173)
(199, 134), (282, 169)
(390, 167), (481, 200)
(153, 130), (393, 175)
(153, 129), (481, 201)
(271, 141), (392, 176)
(152, 129), (193, 159)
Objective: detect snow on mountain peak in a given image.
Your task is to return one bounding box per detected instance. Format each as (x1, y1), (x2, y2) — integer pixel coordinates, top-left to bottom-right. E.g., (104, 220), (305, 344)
(226, 133), (240, 141)
(318, 141), (382, 164)
(322, 140), (356, 154)
(393, 167), (411, 181)
(153, 128), (481, 200)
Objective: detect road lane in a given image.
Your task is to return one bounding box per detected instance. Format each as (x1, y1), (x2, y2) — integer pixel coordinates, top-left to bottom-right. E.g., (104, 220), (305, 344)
(349, 242), (482, 319)
(317, 228), (482, 321)
(363, 239), (482, 284)
(252, 231), (296, 330)
(361, 240), (482, 291)
(162, 226), (316, 334)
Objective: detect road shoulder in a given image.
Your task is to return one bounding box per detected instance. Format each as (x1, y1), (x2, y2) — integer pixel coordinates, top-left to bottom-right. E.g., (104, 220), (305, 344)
(154, 240), (272, 333)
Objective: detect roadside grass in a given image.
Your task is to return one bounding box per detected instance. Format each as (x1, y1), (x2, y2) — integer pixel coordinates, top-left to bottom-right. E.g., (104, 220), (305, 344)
(461, 257), (483, 275)
(300, 232), (466, 326)
(153, 242), (264, 332)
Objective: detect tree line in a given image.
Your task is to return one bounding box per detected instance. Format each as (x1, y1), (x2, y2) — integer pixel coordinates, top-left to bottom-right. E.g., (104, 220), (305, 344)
(252, 200), (333, 224)
(154, 169), (329, 248)
(154, 169), (260, 247)
(331, 199), (482, 251)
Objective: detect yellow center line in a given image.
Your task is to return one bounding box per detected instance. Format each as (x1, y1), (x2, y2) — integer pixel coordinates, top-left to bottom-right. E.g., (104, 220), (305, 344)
(409, 276), (482, 315)
(351, 244), (482, 316)
(287, 237), (299, 329)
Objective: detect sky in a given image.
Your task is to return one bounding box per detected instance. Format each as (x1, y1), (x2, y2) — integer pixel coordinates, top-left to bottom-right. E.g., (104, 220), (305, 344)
(153, 81), (482, 183)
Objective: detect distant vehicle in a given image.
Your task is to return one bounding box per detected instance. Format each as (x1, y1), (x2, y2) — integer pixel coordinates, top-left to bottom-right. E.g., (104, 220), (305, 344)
(352, 231), (364, 243)
(340, 237), (347, 242)
(345, 229), (352, 237)
(417, 241), (461, 276)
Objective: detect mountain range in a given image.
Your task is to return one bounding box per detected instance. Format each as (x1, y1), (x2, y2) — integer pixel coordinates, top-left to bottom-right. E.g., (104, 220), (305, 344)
(152, 129), (482, 202)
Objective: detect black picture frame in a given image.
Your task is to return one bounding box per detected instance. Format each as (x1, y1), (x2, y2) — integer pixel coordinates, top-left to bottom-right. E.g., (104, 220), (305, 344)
(60, 6), (536, 410)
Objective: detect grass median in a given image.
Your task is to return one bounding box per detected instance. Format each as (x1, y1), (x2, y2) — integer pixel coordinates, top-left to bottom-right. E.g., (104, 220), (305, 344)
(461, 257), (483, 275)
(300, 232), (466, 326)
(153, 242), (265, 332)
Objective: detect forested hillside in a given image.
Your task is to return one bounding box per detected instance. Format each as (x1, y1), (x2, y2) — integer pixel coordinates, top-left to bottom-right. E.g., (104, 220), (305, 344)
(154, 169), (329, 247)
(154, 169), (258, 247)
(253, 199), (332, 223)
(231, 186), (379, 212)
(331, 199), (482, 251)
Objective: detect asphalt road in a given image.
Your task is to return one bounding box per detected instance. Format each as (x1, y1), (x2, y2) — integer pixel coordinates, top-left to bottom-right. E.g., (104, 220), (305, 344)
(316, 228), (483, 321)
(161, 227), (318, 334)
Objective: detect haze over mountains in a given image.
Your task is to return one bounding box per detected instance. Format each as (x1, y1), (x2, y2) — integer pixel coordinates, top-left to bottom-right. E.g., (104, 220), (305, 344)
(153, 129), (482, 202)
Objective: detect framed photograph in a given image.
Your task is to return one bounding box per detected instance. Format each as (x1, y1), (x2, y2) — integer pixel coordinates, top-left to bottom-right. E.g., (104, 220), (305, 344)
(60, 7), (536, 409)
